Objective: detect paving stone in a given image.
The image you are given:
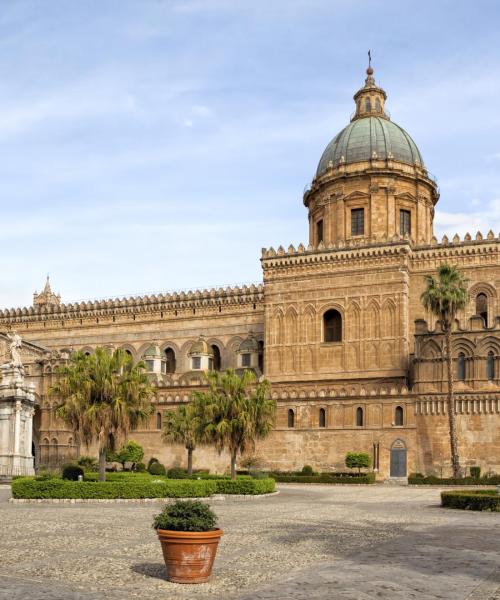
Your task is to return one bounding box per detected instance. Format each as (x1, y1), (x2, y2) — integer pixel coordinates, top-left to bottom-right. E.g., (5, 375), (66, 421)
(0, 485), (498, 599)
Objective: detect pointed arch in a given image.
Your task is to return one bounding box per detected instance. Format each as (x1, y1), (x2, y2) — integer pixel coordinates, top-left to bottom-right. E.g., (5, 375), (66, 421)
(285, 306), (299, 344)
(273, 309), (284, 345)
(381, 299), (397, 338)
(421, 339), (441, 360)
(366, 300), (380, 339)
(347, 301), (361, 340)
(303, 304), (317, 343)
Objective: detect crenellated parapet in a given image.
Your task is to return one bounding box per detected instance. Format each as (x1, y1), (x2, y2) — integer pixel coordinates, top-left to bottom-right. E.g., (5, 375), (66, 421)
(0, 283), (264, 324)
(261, 238), (412, 279)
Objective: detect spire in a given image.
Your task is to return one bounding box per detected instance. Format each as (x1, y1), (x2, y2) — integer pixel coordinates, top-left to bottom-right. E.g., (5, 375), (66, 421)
(351, 55), (388, 121)
(33, 275), (61, 308)
(42, 275), (52, 294)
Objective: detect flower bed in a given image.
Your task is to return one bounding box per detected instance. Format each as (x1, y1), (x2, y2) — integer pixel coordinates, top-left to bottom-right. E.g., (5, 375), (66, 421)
(409, 474), (500, 486)
(441, 490), (499, 511)
(11, 475), (276, 499)
(270, 473), (375, 484)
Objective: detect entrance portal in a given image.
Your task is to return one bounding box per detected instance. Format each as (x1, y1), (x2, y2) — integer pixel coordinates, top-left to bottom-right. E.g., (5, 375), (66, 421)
(390, 439), (407, 477)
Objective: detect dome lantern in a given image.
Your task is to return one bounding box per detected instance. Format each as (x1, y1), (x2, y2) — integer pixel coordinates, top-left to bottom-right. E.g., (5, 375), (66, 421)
(352, 64), (388, 121)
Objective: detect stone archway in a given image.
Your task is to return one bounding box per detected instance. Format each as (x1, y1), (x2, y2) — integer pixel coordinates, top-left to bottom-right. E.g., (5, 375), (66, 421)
(390, 439), (407, 477)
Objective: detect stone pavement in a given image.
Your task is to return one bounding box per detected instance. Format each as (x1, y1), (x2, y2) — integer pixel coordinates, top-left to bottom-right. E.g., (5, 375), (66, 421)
(0, 484), (498, 599)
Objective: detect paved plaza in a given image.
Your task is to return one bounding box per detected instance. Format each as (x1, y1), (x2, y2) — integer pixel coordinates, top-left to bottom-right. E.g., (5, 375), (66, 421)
(0, 484), (498, 600)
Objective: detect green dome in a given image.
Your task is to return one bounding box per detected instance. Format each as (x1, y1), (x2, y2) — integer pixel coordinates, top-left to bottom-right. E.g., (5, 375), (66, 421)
(316, 117), (423, 176)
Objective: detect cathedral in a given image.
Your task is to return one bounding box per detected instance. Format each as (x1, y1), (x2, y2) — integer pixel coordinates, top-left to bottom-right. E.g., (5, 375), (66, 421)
(1, 66), (499, 480)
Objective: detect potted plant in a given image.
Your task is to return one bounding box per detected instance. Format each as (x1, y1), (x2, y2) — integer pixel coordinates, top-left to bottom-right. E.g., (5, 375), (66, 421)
(153, 499), (223, 584)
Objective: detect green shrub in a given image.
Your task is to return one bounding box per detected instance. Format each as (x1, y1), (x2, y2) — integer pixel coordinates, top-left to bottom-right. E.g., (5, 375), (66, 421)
(408, 474), (500, 485)
(301, 465), (315, 476)
(77, 456), (98, 470)
(83, 471), (157, 482)
(345, 452), (371, 473)
(441, 490), (499, 511)
(271, 473), (375, 484)
(35, 469), (58, 481)
(153, 500), (217, 531)
(147, 457), (159, 469)
(249, 470), (268, 480)
(61, 464), (84, 481)
(112, 440), (145, 470)
(470, 466), (481, 479)
(240, 455), (263, 470)
(11, 477), (217, 499)
(167, 467), (188, 479)
(214, 477), (276, 495)
(148, 462), (167, 476)
(135, 462), (146, 473)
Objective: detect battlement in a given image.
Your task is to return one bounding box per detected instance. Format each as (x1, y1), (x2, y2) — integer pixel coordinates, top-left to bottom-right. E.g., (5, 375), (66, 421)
(0, 283), (264, 323)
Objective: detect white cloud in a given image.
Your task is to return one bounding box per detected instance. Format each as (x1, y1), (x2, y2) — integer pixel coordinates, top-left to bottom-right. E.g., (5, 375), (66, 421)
(434, 199), (500, 238)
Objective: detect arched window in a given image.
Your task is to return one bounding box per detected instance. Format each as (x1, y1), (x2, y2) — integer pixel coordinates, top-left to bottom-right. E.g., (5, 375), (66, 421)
(476, 293), (488, 326)
(487, 351), (495, 381)
(365, 97), (371, 112)
(356, 407), (364, 427)
(164, 348), (176, 373)
(156, 412), (162, 430)
(319, 408), (326, 428)
(395, 406), (404, 426)
(375, 97), (381, 112)
(211, 345), (221, 371)
(323, 309), (342, 342)
(457, 352), (466, 381)
(288, 409), (295, 428)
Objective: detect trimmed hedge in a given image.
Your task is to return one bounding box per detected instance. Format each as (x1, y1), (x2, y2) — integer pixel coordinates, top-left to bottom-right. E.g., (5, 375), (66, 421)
(12, 477), (216, 499)
(12, 475), (276, 498)
(441, 490), (499, 511)
(213, 477), (276, 495)
(83, 472), (159, 482)
(271, 473), (375, 484)
(409, 474), (500, 486)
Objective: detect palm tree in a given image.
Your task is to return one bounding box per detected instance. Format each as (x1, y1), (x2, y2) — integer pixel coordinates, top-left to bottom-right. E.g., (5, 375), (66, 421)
(162, 403), (199, 475)
(194, 369), (276, 479)
(421, 264), (468, 478)
(52, 348), (154, 481)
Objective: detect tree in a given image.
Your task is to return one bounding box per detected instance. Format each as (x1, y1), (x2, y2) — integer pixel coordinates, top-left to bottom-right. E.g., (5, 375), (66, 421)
(345, 452), (371, 473)
(194, 369), (276, 479)
(52, 348), (154, 481)
(421, 263), (468, 478)
(112, 440), (144, 471)
(162, 404), (199, 476)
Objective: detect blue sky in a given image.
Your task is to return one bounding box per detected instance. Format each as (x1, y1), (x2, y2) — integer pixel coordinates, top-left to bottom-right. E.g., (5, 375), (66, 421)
(1, 0), (499, 307)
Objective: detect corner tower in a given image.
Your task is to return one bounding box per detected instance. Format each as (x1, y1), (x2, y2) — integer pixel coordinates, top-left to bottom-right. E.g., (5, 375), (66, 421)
(304, 65), (439, 247)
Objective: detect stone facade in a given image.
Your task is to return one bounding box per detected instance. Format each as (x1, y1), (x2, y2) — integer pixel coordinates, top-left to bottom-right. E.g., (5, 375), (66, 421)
(0, 67), (498, 479)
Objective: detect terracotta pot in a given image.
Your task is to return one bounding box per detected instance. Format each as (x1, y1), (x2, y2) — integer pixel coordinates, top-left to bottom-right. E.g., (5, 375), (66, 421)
(156, 528), (223, 584)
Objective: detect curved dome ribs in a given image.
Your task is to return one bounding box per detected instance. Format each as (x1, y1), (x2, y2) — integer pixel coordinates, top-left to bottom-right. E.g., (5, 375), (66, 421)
(316, 117), (423, 176)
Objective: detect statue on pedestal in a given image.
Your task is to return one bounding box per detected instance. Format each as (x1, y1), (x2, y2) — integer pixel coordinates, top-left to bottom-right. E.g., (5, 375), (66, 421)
(6, 331), (23, 367)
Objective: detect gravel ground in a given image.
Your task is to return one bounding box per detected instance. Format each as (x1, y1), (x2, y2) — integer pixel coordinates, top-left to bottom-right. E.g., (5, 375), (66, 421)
(0, 484), (498, 600)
